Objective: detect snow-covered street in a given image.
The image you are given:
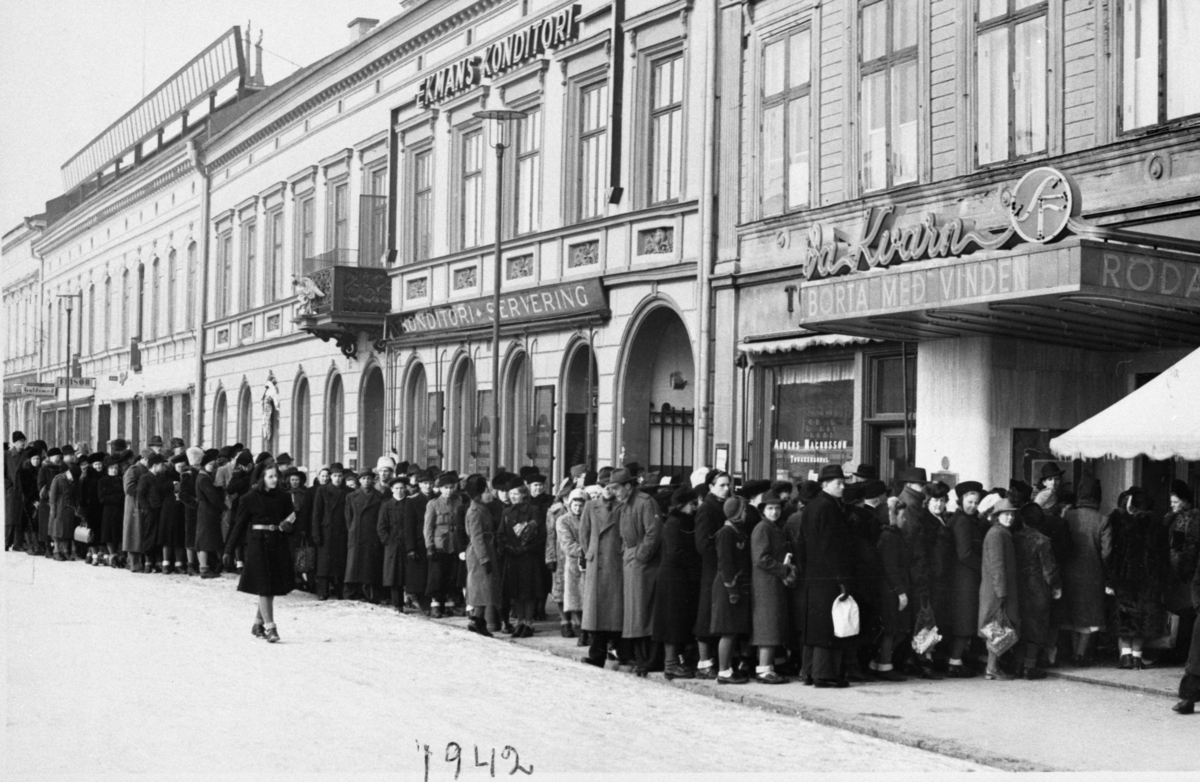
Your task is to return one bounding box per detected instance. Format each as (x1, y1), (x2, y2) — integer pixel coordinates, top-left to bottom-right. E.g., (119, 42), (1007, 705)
(3, 552), (987, 779)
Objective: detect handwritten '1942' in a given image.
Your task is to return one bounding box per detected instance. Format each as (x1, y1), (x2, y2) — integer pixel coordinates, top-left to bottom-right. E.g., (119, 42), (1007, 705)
(415, 741), (533, 781)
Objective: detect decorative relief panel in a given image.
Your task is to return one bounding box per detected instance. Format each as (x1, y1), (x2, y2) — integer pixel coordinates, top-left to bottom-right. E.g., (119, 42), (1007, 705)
(241, 321), (254, 340)
(452, 266), (477, 290)
(567, 240), (599, 268)
(216, 329), (229, 345)
(266, 314), (281, 331)
(406, 277), (428, 299)
(506, 254), (533, 280)
(638, 227), (674, 255)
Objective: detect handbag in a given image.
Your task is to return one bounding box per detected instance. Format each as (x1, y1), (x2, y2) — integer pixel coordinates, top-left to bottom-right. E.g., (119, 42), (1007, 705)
(980, 605), (1019, 656)
(832, 594), (861, 638)
(911, 602), (942, 654)
(293, 537), (317, 574)
(74, 523), (93, 545)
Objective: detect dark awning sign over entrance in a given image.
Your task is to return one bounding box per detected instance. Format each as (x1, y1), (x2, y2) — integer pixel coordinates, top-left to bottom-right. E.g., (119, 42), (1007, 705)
(389, 279), (607, 339)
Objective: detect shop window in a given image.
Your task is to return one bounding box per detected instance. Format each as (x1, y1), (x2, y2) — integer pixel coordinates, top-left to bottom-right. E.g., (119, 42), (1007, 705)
(769, 360), (855, 482)
(648, 54), (683, 205)
(576, 80), (609, 222)
(460, 128), (485, 250)
(504, 352), (532, 470)
(762, 27), (813, 216)
(117, 401), (127, 440)
(976, 0), (1047, 165)
(515, 108), (542, 236)
(411, 147), (433, 262)
(239, 220), (256, 313)
(860, 0), (918, 191)
(1121, 0), (1200, 131)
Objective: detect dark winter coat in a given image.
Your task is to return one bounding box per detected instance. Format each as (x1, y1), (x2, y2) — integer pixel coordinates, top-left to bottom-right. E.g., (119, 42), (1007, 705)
(157, 489), (186, 550)
(796, 491), (856, 648)
(40, 462), (65, 539)
(618, 490), (661, 638)
(1167, 507), (1200, 615)
(402, 491), (432, 594)
(136, 470), (172, 552)
(846, 503), (883, 641)
(910, 509), (954, 630)
(1014, 526), (1061, 647)
(653, 508), (701, 645)
(465, 499), (501, 607)
(1061, 503), (1109, 629)
(4, 447), (24, 534)
(179, 469), (198, 549)
(877, 524), (913, 635)
(581, 496), (622, 633)
(378, 497), (406, 588)
(1106, 509), (1170, 639)
(692, 491), (726, 640)
(80, 470), (103, 530)
(784, 506), (807, 648)
(945, 510), (984, 638)
(710, 521), (753, 636)
(1188, 557), (1200, 679)
(312, 483), (349, 580)
(502, 501), (543, 602)
(98, 474), (126, 546)
(194, 470), (226, 552)
(225, 487), (295, 596)
(751, 517), (793, 647)
(978, 523), (1020, 636)
(344, 488), (384, 585)
(48, 471), (79, 539)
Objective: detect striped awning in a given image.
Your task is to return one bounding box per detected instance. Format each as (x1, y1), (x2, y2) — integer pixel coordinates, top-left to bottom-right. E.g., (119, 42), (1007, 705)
(738, 332), (877, 355)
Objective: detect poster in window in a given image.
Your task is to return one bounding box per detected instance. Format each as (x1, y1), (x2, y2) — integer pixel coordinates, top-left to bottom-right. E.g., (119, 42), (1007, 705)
(772, 380), (854, 482)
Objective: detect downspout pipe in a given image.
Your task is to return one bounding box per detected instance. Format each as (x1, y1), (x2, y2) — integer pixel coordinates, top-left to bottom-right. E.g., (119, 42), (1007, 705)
(695, 0), (719, 469)
(187, 137), (211, 446)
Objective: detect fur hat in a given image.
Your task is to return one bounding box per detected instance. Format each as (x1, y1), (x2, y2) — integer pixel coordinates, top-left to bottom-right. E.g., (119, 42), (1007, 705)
(236, 451), (253, 467)
(464, 474), (490, 498)
(1170, 479), (1194, 506)
(201, 449), (220, 468)
(740, 479), (772, 500)
(186, 446), (205, 466)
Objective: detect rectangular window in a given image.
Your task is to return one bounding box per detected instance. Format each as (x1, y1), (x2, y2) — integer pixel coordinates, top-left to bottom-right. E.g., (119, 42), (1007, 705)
(360, 166), (388, 267)
(762, 28), (813, 216)
(186, 243), (196, 329)
(515, 109), (542, 236)
(412, 149), (433, 262)
(460, 129), (484, 249)
(239, 220), (256, 312)
(167, 251), (177, 334)
(1121, 0), (1200, 130)
(150, 261), (161, 340)
(860, 0), (918, 191)
(265, 209), (283, 302)
(296, 194), (315, 273)
(976, 0), (1047, 165)
(216, 231), (232, 319)
(578, 82), (609, 221)
(649, 55), (683, 204)
(329, 182), (349, 252)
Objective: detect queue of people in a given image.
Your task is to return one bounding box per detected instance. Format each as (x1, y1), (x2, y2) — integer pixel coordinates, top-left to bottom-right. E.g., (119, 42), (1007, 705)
(4, 429), (1198, 715)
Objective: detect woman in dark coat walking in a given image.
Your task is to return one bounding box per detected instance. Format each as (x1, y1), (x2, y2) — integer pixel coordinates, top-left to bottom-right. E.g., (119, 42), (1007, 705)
(750, 492), (796, 684)
(1013, 523), (1060, 678)
(379, 478), (408, 611)
(692, 470), (731, 679)
(945, 481), (985, 676)
(343, 471), (385, 602)
(1106, 489), (1170, 669)
(194, 451), (225, 577)
(653, 486), (702, 679)
(312, 463), (349, 600)
(501, 483), (543, 637)
(98, 456), (126, 564)
(909, 481), (955, 677)
(711, 496), (753, 685)
(224, 464), (296, 642)
(979, 498), (1021, 680)
(1061, 477), (1108, 665)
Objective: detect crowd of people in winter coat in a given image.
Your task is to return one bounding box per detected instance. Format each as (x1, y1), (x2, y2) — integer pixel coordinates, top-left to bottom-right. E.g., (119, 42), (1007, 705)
(4, 429), (1199, 715)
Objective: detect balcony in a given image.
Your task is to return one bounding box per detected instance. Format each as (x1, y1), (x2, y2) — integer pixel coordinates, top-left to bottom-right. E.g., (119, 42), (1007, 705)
(294, 248), (390, 359)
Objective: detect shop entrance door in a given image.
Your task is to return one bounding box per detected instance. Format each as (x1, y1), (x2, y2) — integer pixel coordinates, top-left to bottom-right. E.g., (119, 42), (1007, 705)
(876, 425), (909, 485)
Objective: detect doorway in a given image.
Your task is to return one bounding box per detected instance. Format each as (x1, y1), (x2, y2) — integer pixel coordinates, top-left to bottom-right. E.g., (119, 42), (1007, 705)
(562, 342), (597, 473)
(620, 307), (694, 477)
(360, 366), (385, 469)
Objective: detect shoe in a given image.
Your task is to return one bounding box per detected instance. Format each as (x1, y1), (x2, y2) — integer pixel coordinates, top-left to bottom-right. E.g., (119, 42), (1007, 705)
(561, 624), (576, 638)
(985, 669), (1013, 681)
(803, 676), (814, 686)
(917, 666), (943, 681)
(1069, 654), (1089, 668)
(694, 666), (718, 680)
(1133, 657), (1150, 670)
(200, 570), (217, 579)
(844, 669), (869, 683)
(1119, 654), (1134, 669)
(251, 623), (265, 639)
(469, 619), (494, 638)
(1172, 699), (1195, 715)
(431, 607), (445, 619)
(502, 622), (515, 635)
(187, 565), (199, 576)
(774, 662), (800, 677)
(946, 665), (974, 679)
(663, 663), (696, 681)
(813, 679), (849, 688)
(632, 666), (649, 678)
(264, 626), (280, 643)
(53, 552), (65, 561)
(717, 673), (748, 685)
(755, 671), (789, 685)
(576, 635), (587, 647)
(580, 656), (604, 668)
(873, 669), (907, 682)
(1022, 667), (1048, 680)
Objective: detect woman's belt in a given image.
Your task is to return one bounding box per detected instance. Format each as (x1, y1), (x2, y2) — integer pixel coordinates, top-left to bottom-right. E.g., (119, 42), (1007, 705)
(251, 524), (280, 532)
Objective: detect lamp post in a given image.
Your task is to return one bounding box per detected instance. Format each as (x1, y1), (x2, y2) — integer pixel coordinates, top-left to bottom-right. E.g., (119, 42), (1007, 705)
(473, 107), (527, 472)
(57, 292), (82, 446)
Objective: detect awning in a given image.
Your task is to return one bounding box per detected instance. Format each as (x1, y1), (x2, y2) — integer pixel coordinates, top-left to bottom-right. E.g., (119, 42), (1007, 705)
(739, 332), (877, 355)
(1050, 348), (1200, 460)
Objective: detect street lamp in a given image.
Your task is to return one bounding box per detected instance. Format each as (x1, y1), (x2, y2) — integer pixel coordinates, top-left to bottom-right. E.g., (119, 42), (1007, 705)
(473, 107), (527, 473)
(57, 292), (82, 446)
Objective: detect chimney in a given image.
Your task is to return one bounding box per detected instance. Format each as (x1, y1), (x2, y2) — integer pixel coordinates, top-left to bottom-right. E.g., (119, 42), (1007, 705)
(254, 30), (265, 87)
(348, 17), (380, 43)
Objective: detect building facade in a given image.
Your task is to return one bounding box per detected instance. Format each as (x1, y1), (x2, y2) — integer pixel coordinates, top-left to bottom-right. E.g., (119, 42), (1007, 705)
(711, 0), (1200, 510)
(2, 217), (47, 439)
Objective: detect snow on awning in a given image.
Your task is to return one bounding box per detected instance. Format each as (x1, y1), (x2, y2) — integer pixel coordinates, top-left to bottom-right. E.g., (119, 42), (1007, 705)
(738, 333), (877, 355)
(1050, 348), (1200, 461)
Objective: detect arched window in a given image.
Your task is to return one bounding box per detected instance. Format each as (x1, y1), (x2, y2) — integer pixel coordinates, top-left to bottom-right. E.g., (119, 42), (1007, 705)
(214, 390), (227, 445)
(186, 242), (197, 329)
(150, 259), (160, 340)
(448, 357), (476, 474)
(504, 351), (532, 470)
(293, 376), (310, 468)
(167, 249), (177, 334)
(237, 384), (253, 447)
(121, 270), (130, 344)
(104, 278), (112, 349)
(404, 363), (429, 466)
(325, 374), (344, 466)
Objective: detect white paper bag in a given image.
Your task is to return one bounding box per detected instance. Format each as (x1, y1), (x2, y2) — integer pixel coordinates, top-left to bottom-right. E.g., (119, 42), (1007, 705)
(832, 594), (860, 638)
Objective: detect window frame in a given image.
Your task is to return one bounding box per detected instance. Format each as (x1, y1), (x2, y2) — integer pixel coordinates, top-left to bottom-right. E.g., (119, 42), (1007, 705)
(457, 125), (486, 251)
(264, 207), (284, 303)
(167, 249), (177, 334)
(759, 25), (816, 217)
(1117, 0), (1200, 133)
(215, 229), (233, 319)
(326, 179), (350, 254)
(186, 242), (197, 329)
(574, 75), (610, 223)
(513, 105), (543, 237)
(859, 0), (919, 192)
(974, 0), (1049, 167)
(410, 144), (434, 263)
(239, 219), (257, 313)
(646, 51), (685, 206)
